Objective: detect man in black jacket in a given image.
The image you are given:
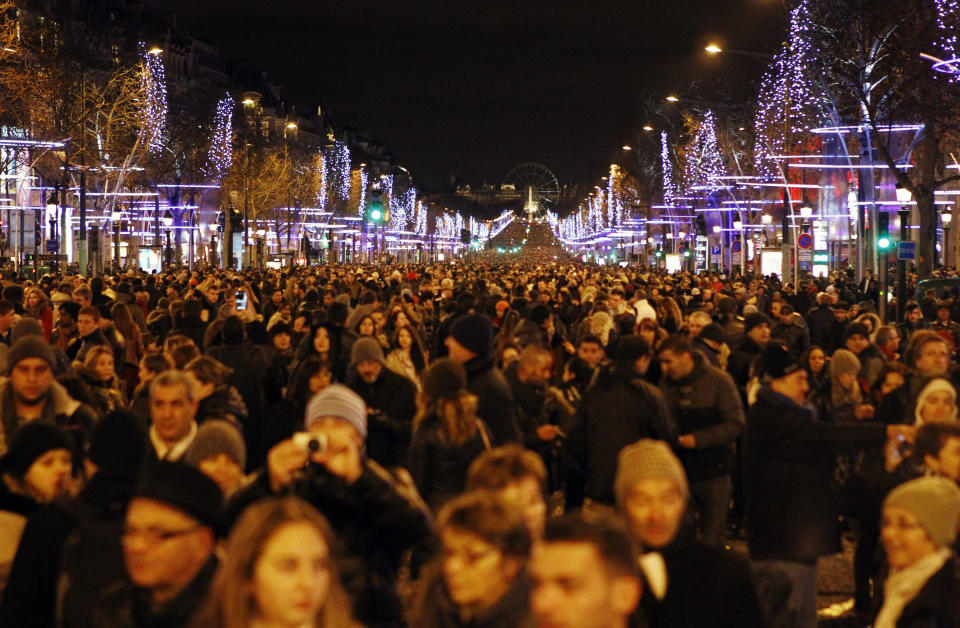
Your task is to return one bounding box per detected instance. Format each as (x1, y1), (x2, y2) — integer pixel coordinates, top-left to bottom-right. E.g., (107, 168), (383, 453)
(727, 313), (770, 397)
(346, 337), (418, 469)
(206, 315), (268, 468)
(745, 343), (911, 628)
(446, 313), (521, 444)
(615, 439), (764, 628)
(658, 336), (744, 547)
(567, 335), (677, 507)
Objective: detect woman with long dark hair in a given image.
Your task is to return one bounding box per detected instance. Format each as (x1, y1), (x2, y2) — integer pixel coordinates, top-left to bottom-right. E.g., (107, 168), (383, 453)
(385, 325), (427, 387)
(409, 359), (492, 511)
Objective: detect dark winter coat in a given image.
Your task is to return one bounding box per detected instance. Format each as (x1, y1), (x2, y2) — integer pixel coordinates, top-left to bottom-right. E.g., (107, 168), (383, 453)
(878, 554), (960, 628)
(637, 527), (765, 628)
(807, 306), (838, 351)
(169, 316), (207, 350)
(462, 356), (522, 445)
(744, 386), (886, 563)
(92, 555), (217, 628)
(727, 335), (764, 394)
(413, 561), (531, 628)
(348, 366), (418, 469)
(195, 385), (248, 432)
(205, 342), (267, 465)
(568, 360), (678, 504)
(659, 354), (744, 481)
(772, 314), (810, 358)
(228, 463), (432, 628)
(409, 413), (491, 511)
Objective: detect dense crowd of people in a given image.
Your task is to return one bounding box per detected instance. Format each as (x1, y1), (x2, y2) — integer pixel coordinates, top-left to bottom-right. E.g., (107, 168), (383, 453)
(0, 261), (957, 627)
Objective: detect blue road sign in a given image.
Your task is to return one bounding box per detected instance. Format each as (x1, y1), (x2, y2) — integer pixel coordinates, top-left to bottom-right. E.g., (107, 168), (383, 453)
(897, 241), (916, 261)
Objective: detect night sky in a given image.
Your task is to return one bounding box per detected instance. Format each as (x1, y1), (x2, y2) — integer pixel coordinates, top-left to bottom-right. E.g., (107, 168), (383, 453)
(161, 0), (784, 188)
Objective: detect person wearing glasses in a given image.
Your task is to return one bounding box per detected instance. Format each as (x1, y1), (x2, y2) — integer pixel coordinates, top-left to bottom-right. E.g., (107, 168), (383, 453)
(94, 461), (224, 627)
(874, 477), (960, 627)
(412, 490), (532, 628)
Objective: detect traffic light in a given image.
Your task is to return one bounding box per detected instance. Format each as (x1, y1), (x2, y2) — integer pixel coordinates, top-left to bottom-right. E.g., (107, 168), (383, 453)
(368, 187), (384, 223)
(878, 212), (891, 250)
(682, 248), (691, 258)
(655, 245), (663, 259)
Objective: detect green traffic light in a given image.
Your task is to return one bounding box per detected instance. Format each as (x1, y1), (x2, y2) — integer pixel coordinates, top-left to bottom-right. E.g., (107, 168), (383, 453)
(878, 237), (890, 250)
(370, 208), (382, 221)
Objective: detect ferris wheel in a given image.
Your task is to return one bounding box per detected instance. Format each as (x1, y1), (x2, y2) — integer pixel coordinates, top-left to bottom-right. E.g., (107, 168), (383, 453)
(503, 163), (560, 220)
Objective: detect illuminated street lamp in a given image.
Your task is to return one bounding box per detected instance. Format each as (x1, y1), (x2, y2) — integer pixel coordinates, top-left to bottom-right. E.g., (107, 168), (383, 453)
(665, 95), (679, 103)
(705, 43), (723, 54)
(147, 46), (163, 56)
(894, 184), (913, 320)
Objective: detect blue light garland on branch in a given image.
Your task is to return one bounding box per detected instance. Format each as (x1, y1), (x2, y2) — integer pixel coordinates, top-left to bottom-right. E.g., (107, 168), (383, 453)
(139, 44), (168, 156)
(204, 93), (233, 182)
(753, 0), (823, 178)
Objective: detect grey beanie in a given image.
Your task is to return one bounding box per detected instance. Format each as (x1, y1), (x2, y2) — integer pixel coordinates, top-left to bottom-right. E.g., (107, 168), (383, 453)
(615, 439), (689, 507)
(350, 337), (384, 367)
(305, 384), (367, 439)
(11, 317), (44, 344)
(884, 476), (960, 548)
(184, 420), (246, 470)
(6, 336), (55, 374)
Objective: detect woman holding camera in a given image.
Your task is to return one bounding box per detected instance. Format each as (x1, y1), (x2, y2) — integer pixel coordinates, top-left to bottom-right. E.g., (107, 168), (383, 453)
(229, 384), (431, 628)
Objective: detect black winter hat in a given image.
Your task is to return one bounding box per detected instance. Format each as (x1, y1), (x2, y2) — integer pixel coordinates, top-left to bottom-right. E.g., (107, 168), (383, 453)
(1, 422), (74, 478)
(422, 358), (467, 400)
(761, 343), (802, 380)
(699, 323), (726, 344)
(844, 322), (871, 342)
(449, 314), (494, 359)
(134, 461), (225, 536)
(58, 301), (81, 321)
(11, 317), (44, 344)
(615, 334), (651, 362)
(530, 305), (552, 325)
(87, 410), (148, 475)
(744, 313), (771, 333)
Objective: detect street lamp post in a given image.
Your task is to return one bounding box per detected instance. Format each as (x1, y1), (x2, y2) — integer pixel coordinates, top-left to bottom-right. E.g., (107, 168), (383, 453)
(732, 220), (743, 275)
(896, 186), (912, 321)
(943, 209), (953, 269)
(111, 211), (122, 270)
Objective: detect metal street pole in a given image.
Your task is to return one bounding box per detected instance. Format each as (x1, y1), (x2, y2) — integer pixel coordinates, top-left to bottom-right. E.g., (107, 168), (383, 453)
(897, 207), (909, 321)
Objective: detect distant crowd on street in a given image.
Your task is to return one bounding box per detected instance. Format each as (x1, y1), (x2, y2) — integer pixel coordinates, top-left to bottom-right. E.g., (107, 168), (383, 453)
(0, 259), (957, 628)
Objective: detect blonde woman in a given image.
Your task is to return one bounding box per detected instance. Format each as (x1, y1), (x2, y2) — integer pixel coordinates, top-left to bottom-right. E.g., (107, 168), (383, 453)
(193, 497), (360, 628)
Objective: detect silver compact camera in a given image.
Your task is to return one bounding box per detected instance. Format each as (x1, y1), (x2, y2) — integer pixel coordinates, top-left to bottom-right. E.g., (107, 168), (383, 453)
(292, 432), (328, 454)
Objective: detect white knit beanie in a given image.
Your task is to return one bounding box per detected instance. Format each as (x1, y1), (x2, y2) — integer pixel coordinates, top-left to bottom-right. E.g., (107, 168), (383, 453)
(915, 377), (958, 425)
(305, 384), (368, 439)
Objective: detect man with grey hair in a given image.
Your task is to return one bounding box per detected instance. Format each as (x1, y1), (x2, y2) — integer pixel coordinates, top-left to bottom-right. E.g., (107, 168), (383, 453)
(148, 370), (199, 461)
(685, 311), (712, 339)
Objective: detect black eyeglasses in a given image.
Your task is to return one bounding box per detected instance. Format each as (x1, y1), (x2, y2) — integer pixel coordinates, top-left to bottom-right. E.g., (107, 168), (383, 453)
(122, 524), (202, 545)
